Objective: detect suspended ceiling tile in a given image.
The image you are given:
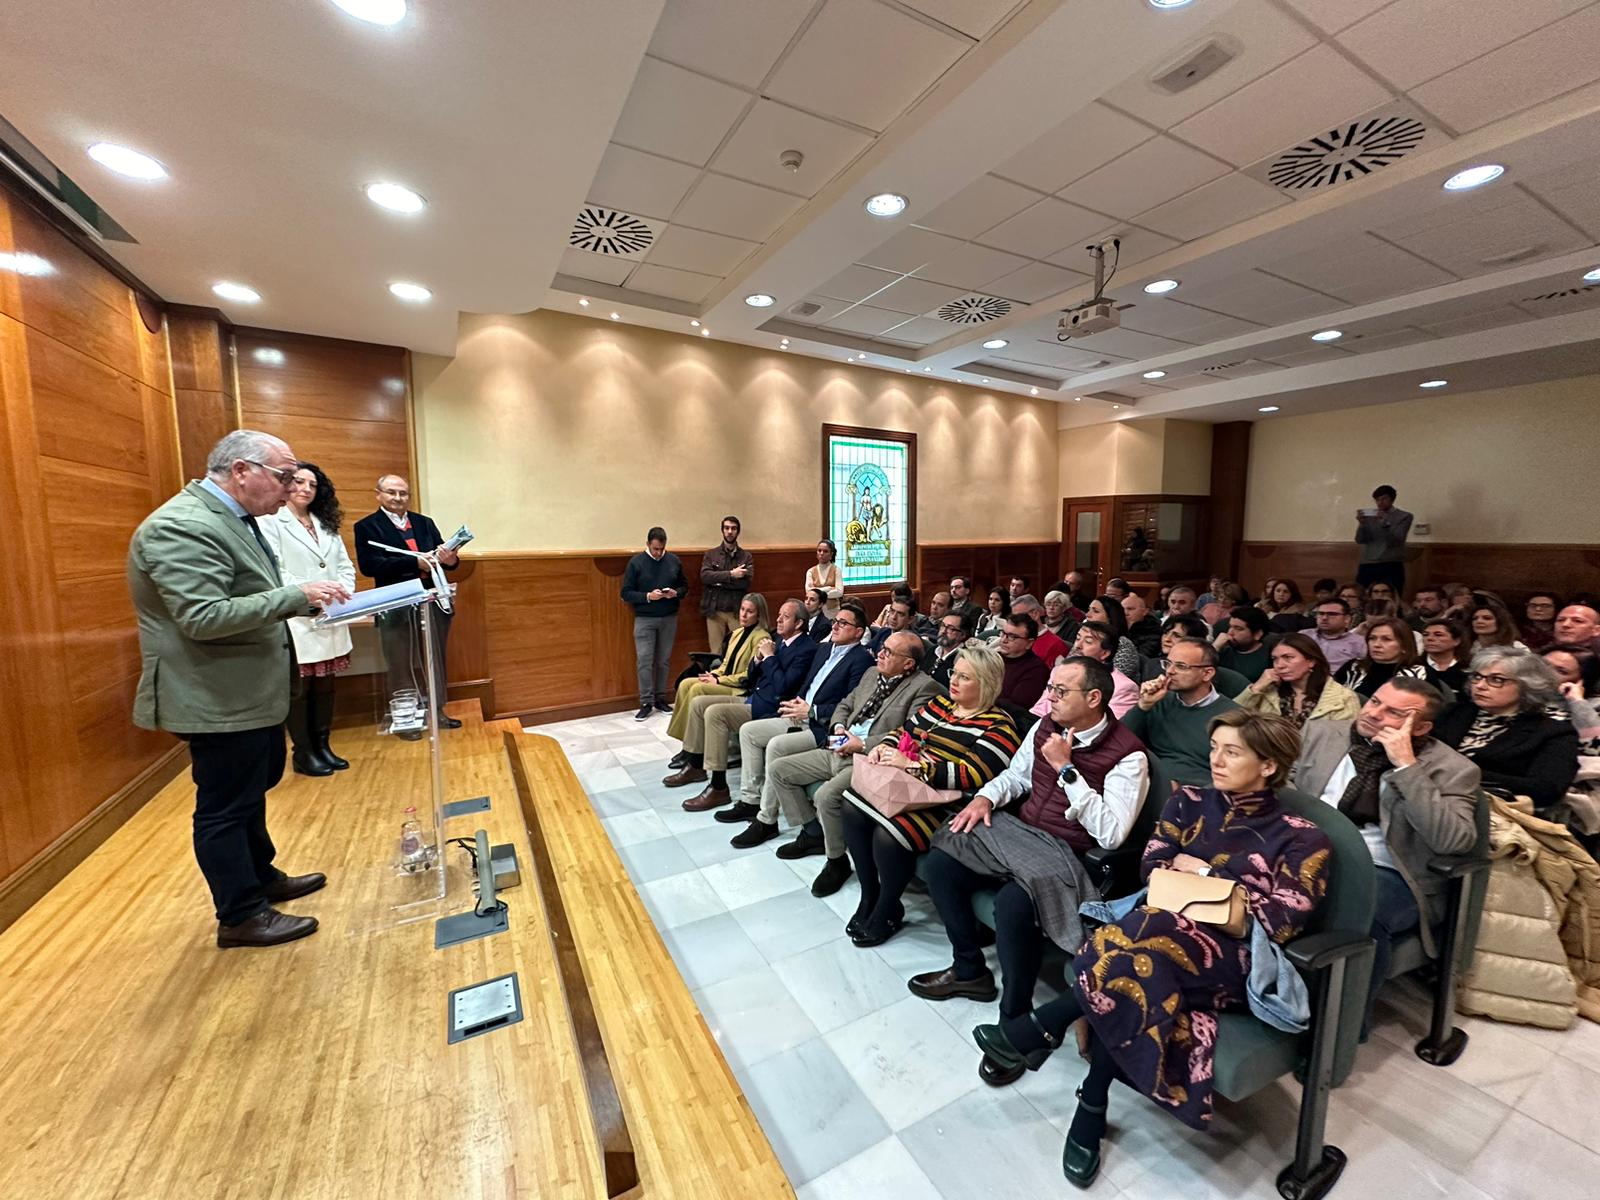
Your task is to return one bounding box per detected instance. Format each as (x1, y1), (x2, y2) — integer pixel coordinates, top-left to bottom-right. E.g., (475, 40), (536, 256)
(611, 57), (751, 167)
(1178, 269), (1343, 324)
(816, 263), (902, 303)
(624, 262), (722, 303)
(1118, 298), (1257, 339)
(823, 303), (916, 335)
(1407, 6), (1600, 132)
(644, 223), (758, 275)
(1173, 45), (1395, 170)
(585, 143), (702, 222)
(1262, 347), (1355, 368)
(1377, 190), (1591, 277)
(1057, 136), (1230, 221)
(919, 174), (1045, 240)
(1135, 172), (1290, 241)
(1066, 327), (1195, 360)
(1419, 306), (1530, 338)
(984, 261), (1089, 304)
(672, 173), (805, 243)
(764, 0), (968, 132)
(896, 0), (1018, 39)
(976, 196), (1111, 259)
(1522, 159), (1600, 241)
(646, 0), (812, 89)
(859, 225), (967, 274)
(1336, 0), (1592, 92)
(1099, 0), (1319, 128)
(1052, 225), (1182, 278)
(557, 247), (635, 287)
(711, 99), (874, 197)
(1281, 0), (1392, 35)
(1341, 327), (1438, 353)
(878, 315), (959, 344)
(991, 102), (1154, 194)
(784, 295), (850, 324)
(1021, 340), (1125, 369)
(915, 241), (1033, 291)
(1265, 233), (1458, 305)
(871, 274), (968, 315)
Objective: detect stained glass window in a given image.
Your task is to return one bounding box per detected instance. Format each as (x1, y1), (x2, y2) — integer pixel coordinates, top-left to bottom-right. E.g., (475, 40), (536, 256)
(825, 431), (911, 586)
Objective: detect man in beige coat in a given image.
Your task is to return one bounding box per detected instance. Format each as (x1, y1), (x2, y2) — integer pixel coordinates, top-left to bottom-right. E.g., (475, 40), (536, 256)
(129, 430), (350, 948)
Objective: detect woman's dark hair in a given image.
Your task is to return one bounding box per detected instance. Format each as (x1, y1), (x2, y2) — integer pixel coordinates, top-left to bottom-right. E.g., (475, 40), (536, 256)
(987, 587), (1011, 617)
(1089, 594), (1128, 641)
(1424, 617), (1471, 657)
(1543, 642), (1600, 698)
(1470, 596), (1521, 648)
(296, 461), (343, 533)
(1271, 578), (1303, 607)
(1167, 613), (1211, 640)
(1361, 616), (1419, 669)
(1271, 632), (1330, 705)
(817, 538), (837, 562)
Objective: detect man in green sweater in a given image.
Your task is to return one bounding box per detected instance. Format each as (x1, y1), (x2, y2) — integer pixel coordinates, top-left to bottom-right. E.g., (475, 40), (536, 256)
(1123, 637), (1239, 786)
(1215, 605), (1273, 684)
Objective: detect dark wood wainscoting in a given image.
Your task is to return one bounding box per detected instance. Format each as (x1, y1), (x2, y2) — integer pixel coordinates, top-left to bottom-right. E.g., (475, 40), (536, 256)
(448, 541), (1060, 723)
(1239, 542), (1600, 608)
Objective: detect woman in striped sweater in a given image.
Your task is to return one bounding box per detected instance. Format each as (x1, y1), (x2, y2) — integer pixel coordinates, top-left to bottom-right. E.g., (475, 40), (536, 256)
(841, 643), (1021, 947)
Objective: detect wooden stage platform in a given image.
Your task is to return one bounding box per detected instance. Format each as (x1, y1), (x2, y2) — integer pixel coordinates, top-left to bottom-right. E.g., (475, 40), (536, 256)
(0, 709), (792, 1200)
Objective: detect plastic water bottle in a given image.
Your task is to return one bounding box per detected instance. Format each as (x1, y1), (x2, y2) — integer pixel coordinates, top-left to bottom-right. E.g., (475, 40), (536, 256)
(397, 806), (433, 873)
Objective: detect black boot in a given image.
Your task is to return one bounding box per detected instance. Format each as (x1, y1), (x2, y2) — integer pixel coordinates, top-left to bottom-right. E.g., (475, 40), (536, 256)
(312, 678), (348, 770)
(288, 693), (333, 777)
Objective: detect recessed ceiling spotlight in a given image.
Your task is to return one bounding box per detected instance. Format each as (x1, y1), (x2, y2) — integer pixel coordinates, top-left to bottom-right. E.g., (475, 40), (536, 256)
(1147, 0), (1195, 7)
(1258, 405), (1280, 413)
(609, 311), (621, 321)
(0, 251), (54, 276)
(864, 192), (909, 218)
(1073, 396), (1082, 402)
(1142, 370), (1167, 379)
(388, 281), (431, 302)
(1443, 164), (1504, 192)
(690, 319), (701, 327)
(1030, 387), (1039, 395)
(980, 377), (989, 383)
(1310, 329), (1343, 342)
(332, 0), (407, 24)
(252, 348), (285, 366)
(700, 328), (710, 336)
(1419, 379), (1448, 388)
(578, 297), (589, 307)
(923, 366), (932, 372)
(982, 338), (1008, 350)
(364, 181), (426, 214)
(86, 141), (168, 180)
(1111, 404), (1121, 409)
(212, 281), (261, 304)
(744, 293), (775, 308)
(1584, 267), (1600, 283)
(1143, 278), (1180, 295)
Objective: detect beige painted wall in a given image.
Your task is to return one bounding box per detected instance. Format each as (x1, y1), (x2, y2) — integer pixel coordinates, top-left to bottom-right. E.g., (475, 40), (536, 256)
(1244, 375), (1600, 543)
(1058, 417), (1212, 497)
(413, 309), (1060, 552)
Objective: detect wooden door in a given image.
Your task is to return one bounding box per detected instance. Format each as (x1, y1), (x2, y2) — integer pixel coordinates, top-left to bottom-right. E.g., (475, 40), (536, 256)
(1062, 500), (1114, 593)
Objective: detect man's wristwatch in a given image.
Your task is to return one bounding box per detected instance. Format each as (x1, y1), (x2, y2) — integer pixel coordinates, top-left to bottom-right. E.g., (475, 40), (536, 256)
(1057, 764), (1079, 788)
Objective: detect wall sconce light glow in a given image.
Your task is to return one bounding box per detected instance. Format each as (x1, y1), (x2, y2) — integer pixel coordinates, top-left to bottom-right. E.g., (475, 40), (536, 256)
(1584, 267), (1600, 283)
(1310, 329), (1343, 342)
(578, 297), (589, 307)
(1142, 278), (1180, 295)
(388, 281), (431, 303)
(1258, 405), (1280, 413)
(0, 251), (54, 276)
(364, 181), (426, 213)
(212, 281), (261, 303)
(1142, 370), (1166, 379)
(609, 311), (621, 321)
(863, 192), (908, 218)
(982, 338), (1008, 350)
(86, 141), (168, 180)
(1443, 164), (1504, 191)
(332, 0), (407, 25)
(252, 348), (286, 366)
(743, 293), (775, 308)
(1419, 379), (1448, 388)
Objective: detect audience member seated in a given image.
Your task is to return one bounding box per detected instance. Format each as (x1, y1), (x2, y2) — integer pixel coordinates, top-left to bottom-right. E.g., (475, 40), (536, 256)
(1214, 605), (1274, 683)
(840, 644), (1021, 946)
(1421, 617), (1472, 695)
(913, 658), (1149, 1084)
(1197, 574), (1224, 610)
(693, 601), (873, 815)
(1083, 594), (1143, 679)
(686, 599), (815, 812)
(1542, 643), (1600, 754)
(1470, 594), (1524, 650)
(973, 710), (1330, 1185)
(1336, 616), (1428, 699)
(975, 586), (1010, 640)
(1120, 592), (1164, 658)
(1522, 592), (1559, 652)
(1339, 582), (1368, 613)
(1161, 585), (1197, 624)
(1442, 582), (1475, 616)
(801, 587), (833, 642)
(1008, 575), (1029, 601)
(1104, 577), (1131, 601)
(1292, 679), (1479, 1033)
(929, 608), (976, 687)
(1312, 578), (1338, 604)
(761, 633), (940, 895)
(1041, 590), (1079, 644)
(1199, 598), (1229, 629)
(662, 594), (771, 782)
(948, 575), (976, 616)
(913, 589), (949, 640)
(996, 613), (1050, 710)
(1237, 632), (1361, 727)
(1030, 622), (1138, 718)
(868, 593), (922, 654)
(1407, 585), (1447, 632)
(1152, 614), (1248, 695)
(1056, 569), (1094, 615)
(1012, 595), (1069, 666)
(1125, 637), (1240, 786)
(1433, 647), (1580, 809)
(1308, 597), (1370, 674)
(1555, 600), (1600, 654)
(1260, 578), (1309, 631)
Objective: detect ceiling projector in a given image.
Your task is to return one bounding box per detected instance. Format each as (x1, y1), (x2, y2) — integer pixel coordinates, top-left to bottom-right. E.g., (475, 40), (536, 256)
(1057, 238), (1124, 339)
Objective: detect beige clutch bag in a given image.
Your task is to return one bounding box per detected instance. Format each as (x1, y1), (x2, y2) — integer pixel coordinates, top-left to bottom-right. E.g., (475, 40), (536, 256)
(1147, 867), (1248, 938)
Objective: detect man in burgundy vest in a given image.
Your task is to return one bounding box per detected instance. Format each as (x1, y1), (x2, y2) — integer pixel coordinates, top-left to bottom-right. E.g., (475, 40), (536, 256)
(910, 657), (1150, 1082)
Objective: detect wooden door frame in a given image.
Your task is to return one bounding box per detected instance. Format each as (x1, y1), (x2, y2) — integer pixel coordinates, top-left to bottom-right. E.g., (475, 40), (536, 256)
(1062, 498), (1115, 591)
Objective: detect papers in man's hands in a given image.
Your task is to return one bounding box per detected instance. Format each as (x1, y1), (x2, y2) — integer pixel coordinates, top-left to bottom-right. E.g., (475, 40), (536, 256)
(441, 524), (474, 552)
(315, 578), (426, 625)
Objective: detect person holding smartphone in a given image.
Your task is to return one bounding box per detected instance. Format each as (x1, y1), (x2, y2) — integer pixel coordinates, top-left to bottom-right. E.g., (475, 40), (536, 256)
(1354, 484), (1414, 594)
(622, 526), (689, 720)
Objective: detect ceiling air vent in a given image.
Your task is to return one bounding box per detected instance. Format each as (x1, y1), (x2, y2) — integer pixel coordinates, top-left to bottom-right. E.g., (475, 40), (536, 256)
(1202, 360), (1246, 374)
(788, 300), (823, 318)
(568, 206), (659, 257)
(935, 293), (1013, 324)
(1151, 38), (1240, 95)
(1522, 284), (1600, 304)
(1265, 114), (1427, 192)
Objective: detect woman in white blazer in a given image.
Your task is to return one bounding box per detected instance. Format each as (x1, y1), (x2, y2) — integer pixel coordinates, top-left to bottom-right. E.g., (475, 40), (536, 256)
(264, 462), (357, 777)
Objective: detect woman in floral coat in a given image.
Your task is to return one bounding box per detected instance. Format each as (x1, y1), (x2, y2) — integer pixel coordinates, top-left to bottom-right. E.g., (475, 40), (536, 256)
(972, 709), (1332, 1188)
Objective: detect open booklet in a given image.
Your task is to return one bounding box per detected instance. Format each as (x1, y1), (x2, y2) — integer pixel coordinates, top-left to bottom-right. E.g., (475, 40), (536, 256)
(314, 577), (427, 626)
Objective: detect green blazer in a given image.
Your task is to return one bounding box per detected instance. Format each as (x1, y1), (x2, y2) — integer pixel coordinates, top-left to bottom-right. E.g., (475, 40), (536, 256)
(128, 482), (311, 734)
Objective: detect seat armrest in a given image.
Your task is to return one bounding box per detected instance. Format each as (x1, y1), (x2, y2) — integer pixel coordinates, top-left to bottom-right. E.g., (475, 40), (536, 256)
(1081, 845), (1134, 870)
(1426, 853), (1489, 880)
(1283, 931), (1373, 973)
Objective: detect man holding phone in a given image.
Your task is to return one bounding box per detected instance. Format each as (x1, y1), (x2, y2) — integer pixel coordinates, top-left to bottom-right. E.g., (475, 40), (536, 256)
(1354, 484), (1414, 594)
(622, 526), (689, 720)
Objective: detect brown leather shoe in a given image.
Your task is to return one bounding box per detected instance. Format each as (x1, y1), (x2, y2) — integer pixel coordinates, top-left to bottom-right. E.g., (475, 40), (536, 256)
(683, 785), (732, 812)
(217, 908), (319, 949)
(261, 872), (327, 903)
(908, 965), (998, 1002)
(663, 766), (708, 788)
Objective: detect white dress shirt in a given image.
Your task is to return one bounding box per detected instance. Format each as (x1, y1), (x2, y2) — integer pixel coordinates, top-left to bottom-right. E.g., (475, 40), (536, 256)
(976, 716), (1149, 849)
(1317, 753), (1401, 872)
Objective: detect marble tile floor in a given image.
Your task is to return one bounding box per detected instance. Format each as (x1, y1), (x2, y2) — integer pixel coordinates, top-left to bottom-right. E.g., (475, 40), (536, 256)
(529, 710), (1600, 1199)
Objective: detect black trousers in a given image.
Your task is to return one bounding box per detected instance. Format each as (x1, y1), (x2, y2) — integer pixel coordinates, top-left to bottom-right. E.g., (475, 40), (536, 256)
(1356, 561), (1406, 593)
(924, 848), (1048, 1018)
(377, 605), (452, 707)
(186, 725), (290, 925)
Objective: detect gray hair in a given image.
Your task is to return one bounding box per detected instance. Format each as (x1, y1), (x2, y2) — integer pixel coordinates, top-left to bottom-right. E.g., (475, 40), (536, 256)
(1012, 593), (1041, 613)
(1044, 590), (1070, 607)
(206, 430), (283, 478)
(1470, 645), (1562, 713)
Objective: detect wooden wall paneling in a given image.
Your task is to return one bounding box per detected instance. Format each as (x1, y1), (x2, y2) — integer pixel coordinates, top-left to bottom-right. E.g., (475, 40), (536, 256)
(25, 327), (148, 473)
(168, 314), (234, 482)
(7, 204), (140, 377)
(1205, 421), (1250, 581)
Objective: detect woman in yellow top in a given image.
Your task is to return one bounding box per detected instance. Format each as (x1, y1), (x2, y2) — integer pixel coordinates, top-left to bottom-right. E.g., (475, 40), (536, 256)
(1234, 632), (1360, 727)
(662, 592), (771, 760)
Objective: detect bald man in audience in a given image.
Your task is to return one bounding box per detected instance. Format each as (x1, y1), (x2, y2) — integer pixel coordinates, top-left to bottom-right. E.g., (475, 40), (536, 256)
(1122, 592), (1163, 658)
(1555, 601), (1600, 653)
(1161, 586), (1197, 624)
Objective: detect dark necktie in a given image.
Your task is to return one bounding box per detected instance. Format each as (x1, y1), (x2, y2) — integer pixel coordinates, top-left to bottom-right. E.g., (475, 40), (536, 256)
(241, 513), (275, 564)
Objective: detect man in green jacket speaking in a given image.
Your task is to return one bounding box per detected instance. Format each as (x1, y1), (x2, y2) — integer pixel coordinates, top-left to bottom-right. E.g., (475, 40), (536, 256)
(129, 430), (350, 948)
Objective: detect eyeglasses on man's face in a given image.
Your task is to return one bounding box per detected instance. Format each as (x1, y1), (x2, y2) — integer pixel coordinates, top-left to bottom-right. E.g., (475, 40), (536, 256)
(878, 645), (915, 660)
(997, 630), (1029, 643)
(245, 459), (297, 487)
(832, 618), (860, 631)
(1043, 684), (1092, 699)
